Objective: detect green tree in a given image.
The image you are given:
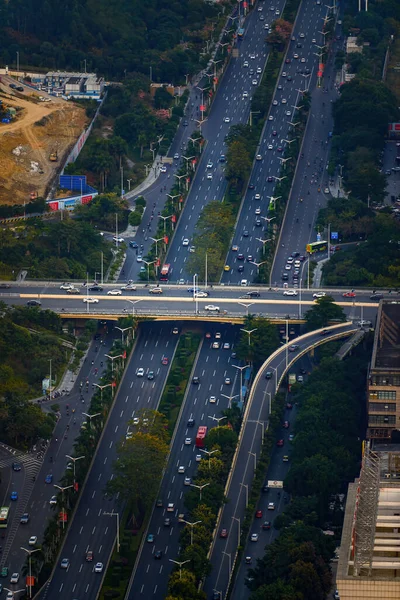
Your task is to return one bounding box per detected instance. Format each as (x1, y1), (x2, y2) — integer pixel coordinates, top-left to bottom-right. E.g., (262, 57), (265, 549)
(304, 296), (345, 331)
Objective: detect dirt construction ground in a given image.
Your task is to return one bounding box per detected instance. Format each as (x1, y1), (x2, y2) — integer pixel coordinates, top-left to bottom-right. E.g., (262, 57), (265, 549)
(0, 84), (88, 206)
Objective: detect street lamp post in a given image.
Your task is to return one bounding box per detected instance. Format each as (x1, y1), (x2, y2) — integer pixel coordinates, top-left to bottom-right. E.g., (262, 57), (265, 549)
(181, 519), (202, 546)
(169, 559), (190, 579)
(240, 482), (249, 507)
(65, 454), (85, 482)
(103, 510), (120, 552)
(238, 302), (254, 316)
(208, 415), (227, 427)
(232, 516), (241, 546)
(159, 214), (173, 233)
(150, 236), (164, 263)
(93, 382), (114, 403)
(199, 448), (218, 470)
(125, 299), (141, 321)
(82, 412), (101, 427)
(20, 547), (40, 598)
(173, 173), (186, 192)
(142, 259), (156, 283)
(233, 364), (250, 404)
(240, 327), (257, 346)
(221, 393), (239, 409)
(222, 551), (232, 575)
(257, 420), (265, 443)
(104, 353), (125, 374)
(250, 260), (267, 275)
(54, 484), (73, 530)
(115, 326), (132, 345)
(256, 237), (271, 255)
(193, 273), (198, 314)
(249, 451), (257, 472)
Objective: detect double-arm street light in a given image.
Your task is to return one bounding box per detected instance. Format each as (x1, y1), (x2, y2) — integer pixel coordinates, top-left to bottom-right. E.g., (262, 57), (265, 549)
(221, 393), (239, 409)
(250, 260), (267, 275)
(240, 327), (257, 346)
(256, 237), (271, 255)
(199, 448), (218, 469)
(115, 326), (132, 345)
(169, 559), (190, 579)
(104, 353), (125, 374)
(142, 259), (157, 283)
(181, 519), (202, 545)
(54, 484), (73, 530)
(159, 213), (174, 233)
(189, 482), (210, 501)
(208, 415), (227, 427)
(93, 382), (114, 403)
(238, 302), (254, 316)
(150, 236), (164, 259)
(65, 454), (85, 481)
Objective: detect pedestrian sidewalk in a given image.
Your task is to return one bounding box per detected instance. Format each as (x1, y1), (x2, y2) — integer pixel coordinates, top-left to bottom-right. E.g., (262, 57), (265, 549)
(125, 155), (162, 200)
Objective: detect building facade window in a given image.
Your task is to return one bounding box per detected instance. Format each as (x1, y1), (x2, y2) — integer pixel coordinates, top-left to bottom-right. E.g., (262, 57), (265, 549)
(368, 415), (396, 425)
(369, 402), (396, 412)
(369, 390), (397, 401)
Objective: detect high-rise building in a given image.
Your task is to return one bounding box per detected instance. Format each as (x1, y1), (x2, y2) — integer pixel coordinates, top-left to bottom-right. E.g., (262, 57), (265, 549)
(367, 300), (400, 441)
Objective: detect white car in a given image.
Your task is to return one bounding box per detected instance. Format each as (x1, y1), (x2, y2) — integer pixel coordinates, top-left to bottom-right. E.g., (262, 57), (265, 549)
(257, 67), (262, 74)
(282, 71), (287, 77)
(121, 284), (137, 291)
(182, 238), (189, 246)
(272, 100), (278, 106)
(209, 396), (217, 403)
(206, 161), (213, 168)
(250, 533), (259, 542)
(268, 502), (275, 510)
(293, 53), (299, 59)
(301, 57), (306, 63)
(196, 454), (202, 462)
(113, 236), (124, 243)
(133, 417), (140, 425)
(184, 438), (192, 445)
(28, 536), (37, 546)
(178, 465), (185, 473)
(285, 110), (291, 116)
(312, 38), (316, 43)
(207, 172), (212, 180)
(256, 154), (262, 160)
(94, 562), (103, 573)
(255, 207), (261, 215)
(160, 165), (167, 173)
(49, 495), (57, 505)
(283, 289), (298, 296)
(174, 153), (179, 159)
(83, 297), (99, 304)
(189, 246), (196, 253)
(255, 193), (261, 200)
(313, 291), (326, 299)
(212, 342), (220, 349)
(268, 144), (273, 150)
(10, 573), (20, 583)
(285, 264), (292, 270)
(242, 91), (248, 98)
(224, 116), (230, 123)
(281, 98), (287, 104)
(250, 53), (255, 59)
(252, 79), (258, 85)
(243, 61), (249, 67)
(184, 477), (191, 486)
(136, 368), (145, 377)
(60, 283), (73, 290)
(268, 115), (273, 121)
(107, 289), (122, 295)
(205, 305), (220, 311)
(195, 291), (209, 298)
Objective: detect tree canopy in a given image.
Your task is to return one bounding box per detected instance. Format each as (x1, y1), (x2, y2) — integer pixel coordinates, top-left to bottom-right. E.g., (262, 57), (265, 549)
(304, 296), (346, 331)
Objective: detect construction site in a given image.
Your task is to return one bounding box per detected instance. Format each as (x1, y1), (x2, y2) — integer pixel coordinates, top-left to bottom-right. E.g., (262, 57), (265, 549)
(0, 79), (88, 206)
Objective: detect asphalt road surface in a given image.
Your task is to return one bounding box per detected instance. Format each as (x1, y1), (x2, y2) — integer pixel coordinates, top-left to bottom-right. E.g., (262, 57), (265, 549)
(38, 322), (179, 600)
(126, 324), (241, 599)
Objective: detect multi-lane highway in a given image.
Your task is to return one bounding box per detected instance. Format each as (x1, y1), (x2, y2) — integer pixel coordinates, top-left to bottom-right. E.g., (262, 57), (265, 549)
(203, 321), (358, 598)
(38, 322), (179, 599)
(221, 0), (329, 286)
(126, 324), (241, 598)
(0, 328), (116, 592)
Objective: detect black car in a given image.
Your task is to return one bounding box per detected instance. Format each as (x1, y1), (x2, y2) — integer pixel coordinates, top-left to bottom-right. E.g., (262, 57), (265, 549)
(248, 182), (255, 190)
(187, 418), (195, 427)
(129, 241), (138, 249)
(88, 285), (103, 292)
(238, 265), (244, 272)
(281, 273), (289, 281)
(27, 300), (41, 306)
(242, 291), (261, 298)
(237, 253), (245, 261)
(370, 294), (384, 300)
(12, 462), (22, 471)
(192, 377), (199, 385)
(154, 550), (163, 559)
(243, 230), (249, 237)
(265, 371), (272, 379)
(0, 283), (11, 289)
(255, 219), (262, 227)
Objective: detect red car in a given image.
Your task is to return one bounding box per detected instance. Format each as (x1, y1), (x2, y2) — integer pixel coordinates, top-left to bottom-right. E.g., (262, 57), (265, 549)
(220, 528), (228, 538)
(276, 439), (284, 447)
(262, 521), (271, 530)
(255, 510), (263, 518)
(86, 550), (93, 562)
(161, 356), (169, 365)
(283, 421), (290, 429)
(343, 292), (356, 298)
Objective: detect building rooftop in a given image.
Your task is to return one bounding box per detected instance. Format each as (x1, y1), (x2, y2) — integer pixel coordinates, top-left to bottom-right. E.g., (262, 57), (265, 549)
(371, 301), (400, 371)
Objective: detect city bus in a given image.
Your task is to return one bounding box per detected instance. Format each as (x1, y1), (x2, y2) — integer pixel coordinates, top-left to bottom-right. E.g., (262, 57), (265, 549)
(0, 506), (9, 528)
(159, 263), (171, 282)
(306, 240), (327, 254)
(195, 426), (208, 448)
